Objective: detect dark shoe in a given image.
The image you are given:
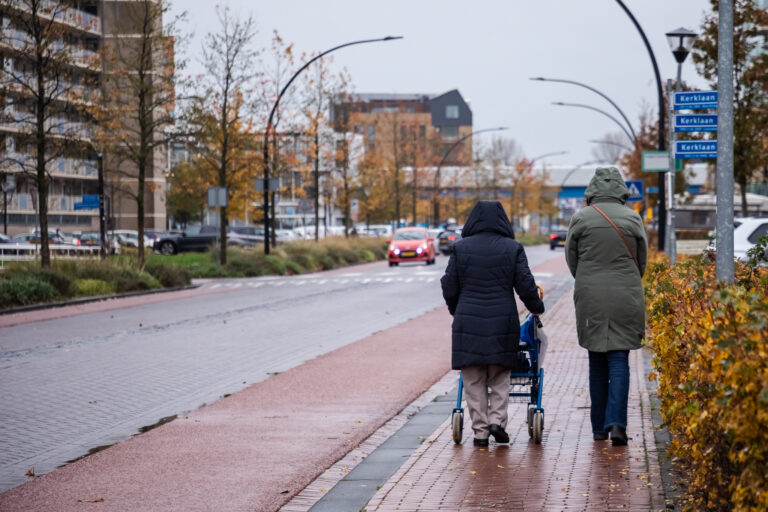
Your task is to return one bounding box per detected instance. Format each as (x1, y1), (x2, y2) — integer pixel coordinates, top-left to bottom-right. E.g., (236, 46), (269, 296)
(609, 425), (628, 446)
(473, 438), (489, 447)
(489, 424), (510, 444)
(593, 431), (609, 441)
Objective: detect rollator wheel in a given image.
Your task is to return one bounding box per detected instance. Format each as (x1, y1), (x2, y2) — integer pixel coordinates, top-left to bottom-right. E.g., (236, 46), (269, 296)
(527, 408), (534, 438)
(533, 410), (543, 444)
(451, 410), (464, 444)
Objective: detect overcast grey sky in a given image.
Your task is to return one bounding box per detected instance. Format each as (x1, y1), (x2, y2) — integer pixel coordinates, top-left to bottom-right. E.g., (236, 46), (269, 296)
(173, 0), (712, 166)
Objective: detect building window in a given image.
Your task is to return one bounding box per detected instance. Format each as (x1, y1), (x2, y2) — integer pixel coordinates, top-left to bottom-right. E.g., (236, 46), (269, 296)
(446, 105), (459, 119)
(419, 125), (426, 138)
(441, 125), (459, 139)
(367, 125), (375, 142)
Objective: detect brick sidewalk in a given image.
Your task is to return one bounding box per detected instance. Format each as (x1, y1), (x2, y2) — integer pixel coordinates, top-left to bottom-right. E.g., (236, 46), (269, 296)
(365, 288), (665, 511)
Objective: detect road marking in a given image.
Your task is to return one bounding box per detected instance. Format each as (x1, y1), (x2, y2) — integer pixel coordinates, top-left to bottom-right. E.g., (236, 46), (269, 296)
(405, 278), (413, 283)
(209, 284), (222, 289)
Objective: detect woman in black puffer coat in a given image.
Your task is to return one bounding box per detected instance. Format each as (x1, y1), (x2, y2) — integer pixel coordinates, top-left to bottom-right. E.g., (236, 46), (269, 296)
(441, 201), (544, 446)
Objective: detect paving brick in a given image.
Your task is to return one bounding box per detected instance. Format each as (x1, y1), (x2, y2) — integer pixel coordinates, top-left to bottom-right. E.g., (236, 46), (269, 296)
(365, 287), (666, 511)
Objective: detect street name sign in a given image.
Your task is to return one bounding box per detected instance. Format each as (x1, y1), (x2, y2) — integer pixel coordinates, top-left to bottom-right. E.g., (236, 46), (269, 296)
(673, 90), (718, 110)
(674, 114), (718, 132)
(675, 140), (717, 159)
(625, 180), (643, 202)
(641, 151), (682, 172)
(207, 186), (228, 208)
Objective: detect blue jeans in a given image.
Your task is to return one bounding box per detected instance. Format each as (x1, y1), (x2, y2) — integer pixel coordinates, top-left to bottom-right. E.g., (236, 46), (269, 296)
(588, 350), (629, 433)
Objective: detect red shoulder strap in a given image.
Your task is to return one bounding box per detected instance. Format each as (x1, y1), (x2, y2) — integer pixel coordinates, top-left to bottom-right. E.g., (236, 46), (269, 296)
(590, 205), (641, 273)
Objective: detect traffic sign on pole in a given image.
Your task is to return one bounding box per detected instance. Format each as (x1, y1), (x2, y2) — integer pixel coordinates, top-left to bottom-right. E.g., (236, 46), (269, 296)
(625, 180), (643, 202)
(642, 151), (682, 172)
(675, 140), (717, 159)
(673, 90), (718, 110)
(206, 187), (227, 208)
(674, 114), (718, 132)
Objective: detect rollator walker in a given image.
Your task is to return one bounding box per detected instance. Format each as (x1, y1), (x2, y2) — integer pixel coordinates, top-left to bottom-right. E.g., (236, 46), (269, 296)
(451, 288), (546, 445)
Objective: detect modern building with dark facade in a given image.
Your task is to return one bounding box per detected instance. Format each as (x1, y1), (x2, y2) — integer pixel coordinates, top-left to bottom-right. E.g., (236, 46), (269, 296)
(337, 89), (473, 166)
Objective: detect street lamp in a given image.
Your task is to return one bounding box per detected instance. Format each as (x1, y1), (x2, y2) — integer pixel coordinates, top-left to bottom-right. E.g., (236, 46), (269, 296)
(664, 27), (697, 264)
(615, 0), (667, 251)
(589, 139), (634, 153)
(261, 36), (402, 255)
(432, 126), (507, 226)
(530, 77), (637, 143)
(551, 102), (637, 147)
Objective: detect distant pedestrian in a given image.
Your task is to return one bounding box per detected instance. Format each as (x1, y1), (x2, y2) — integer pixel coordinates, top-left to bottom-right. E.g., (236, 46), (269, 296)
(565, 167), (647, 446)
(441, 201), (545, 447)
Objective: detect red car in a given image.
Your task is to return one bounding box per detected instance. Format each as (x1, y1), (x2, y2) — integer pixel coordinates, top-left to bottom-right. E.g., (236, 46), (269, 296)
(388, 227), (436, 266)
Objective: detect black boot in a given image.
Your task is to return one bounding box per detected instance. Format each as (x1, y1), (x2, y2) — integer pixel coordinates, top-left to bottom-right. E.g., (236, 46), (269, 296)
(593, 431), (608, 441)
(473, 438), (489, 447)
(489, 424), (510, 444)
(609, 425), (627, 446)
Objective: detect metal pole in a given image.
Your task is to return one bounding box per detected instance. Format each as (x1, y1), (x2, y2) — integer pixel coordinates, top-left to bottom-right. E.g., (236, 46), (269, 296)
(97, 154), (106, 260)
(3, 190), (6, 236)
(716, 0), (734, 283)
(615, 0), (666, 250)
(666, 79), (676, 263)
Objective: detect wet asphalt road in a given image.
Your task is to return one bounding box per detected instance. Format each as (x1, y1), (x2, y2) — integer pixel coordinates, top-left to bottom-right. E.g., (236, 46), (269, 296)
(0, 245), (564, 492)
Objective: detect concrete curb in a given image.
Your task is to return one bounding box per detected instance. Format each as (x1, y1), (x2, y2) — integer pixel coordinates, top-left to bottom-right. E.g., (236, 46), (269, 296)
(0, 284), (199, 316)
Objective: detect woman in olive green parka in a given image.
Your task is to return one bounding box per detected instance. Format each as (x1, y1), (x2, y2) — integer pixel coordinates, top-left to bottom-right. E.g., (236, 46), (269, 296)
(565, 166), (647, 446)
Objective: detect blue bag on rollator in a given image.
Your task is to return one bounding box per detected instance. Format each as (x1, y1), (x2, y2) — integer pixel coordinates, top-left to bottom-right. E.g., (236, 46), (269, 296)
(451, 314), (547, 444)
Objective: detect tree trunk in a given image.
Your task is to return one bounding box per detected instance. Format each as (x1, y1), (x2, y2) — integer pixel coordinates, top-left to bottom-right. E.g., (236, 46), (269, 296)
(343, 174), (350, 238)
(739, 176), (748, 217)
(36, 43), (49, 268)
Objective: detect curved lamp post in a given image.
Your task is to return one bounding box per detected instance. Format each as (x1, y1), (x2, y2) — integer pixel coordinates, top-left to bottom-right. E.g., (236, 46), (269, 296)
(530, 77), (637, 143)
(552, 102), (637, 146)
(261, 36), (402, 254)
(432, 126), (507, 226)
(614, 0), (666, 249)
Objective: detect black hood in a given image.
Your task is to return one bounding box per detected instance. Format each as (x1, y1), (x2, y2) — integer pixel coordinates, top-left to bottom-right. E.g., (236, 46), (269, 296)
(461, 201), (515, 239)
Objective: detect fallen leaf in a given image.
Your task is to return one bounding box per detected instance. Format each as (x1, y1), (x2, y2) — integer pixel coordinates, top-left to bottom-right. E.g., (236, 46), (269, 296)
(497, 464), (504, 469)
(582, 493), (589, 497)
(25, 467), (34, 477)
(319, 488), (328, 492)
(342, 466), (350, 473)
(354, 420), (362, 423)
(470, 470), (477, 475)
(78, 498), (104, 503)
(561, 487), (568, 492)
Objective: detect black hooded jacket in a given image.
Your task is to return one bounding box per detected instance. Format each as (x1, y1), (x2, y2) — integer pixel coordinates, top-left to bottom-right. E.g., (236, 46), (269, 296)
(440, 201), (545, 369)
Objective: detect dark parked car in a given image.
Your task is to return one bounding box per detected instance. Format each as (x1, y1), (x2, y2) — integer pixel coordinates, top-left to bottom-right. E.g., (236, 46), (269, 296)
(437, 229), (462, 255)
(154, 225), (218, 255)
(228, 225), (264, 247)
(549, 229), (568, 250)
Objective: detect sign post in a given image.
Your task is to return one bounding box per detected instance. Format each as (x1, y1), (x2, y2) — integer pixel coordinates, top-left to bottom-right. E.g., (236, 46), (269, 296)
(207, 187), (228, 273)
(669, 88), (719, 264)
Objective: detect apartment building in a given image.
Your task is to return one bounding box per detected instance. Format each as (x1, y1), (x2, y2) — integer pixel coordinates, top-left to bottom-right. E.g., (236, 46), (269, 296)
(0, 0), (169, 236)
(337, 89), (473, 167)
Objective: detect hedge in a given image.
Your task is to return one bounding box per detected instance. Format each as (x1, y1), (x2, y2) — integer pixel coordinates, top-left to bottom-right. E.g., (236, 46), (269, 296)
(644, 240), (768, 511)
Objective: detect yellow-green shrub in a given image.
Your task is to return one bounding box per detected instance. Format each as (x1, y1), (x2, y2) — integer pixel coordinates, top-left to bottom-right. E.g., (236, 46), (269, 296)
(645, 253), (768, 511)
(74, 279), (115, 297)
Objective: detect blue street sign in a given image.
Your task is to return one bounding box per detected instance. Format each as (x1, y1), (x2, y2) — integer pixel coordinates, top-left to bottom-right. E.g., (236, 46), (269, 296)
(74, 194), (99, 210)
(673, 90), (718, 110)
(675, 140), (717, 159)
(625, 180), (643, 202)
(647, 187), (659, 194)
(674, 114), (718, 132)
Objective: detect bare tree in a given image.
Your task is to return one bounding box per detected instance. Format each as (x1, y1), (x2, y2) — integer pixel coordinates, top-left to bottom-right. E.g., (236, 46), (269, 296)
(591, 132), (630, 164)
(0, 0), (94, 267)
(97, 0), (184, 267)
(184, 5), (258, 264)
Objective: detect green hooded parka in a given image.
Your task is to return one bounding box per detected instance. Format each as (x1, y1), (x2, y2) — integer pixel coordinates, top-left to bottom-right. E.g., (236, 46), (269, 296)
(565, 167), (648, 352)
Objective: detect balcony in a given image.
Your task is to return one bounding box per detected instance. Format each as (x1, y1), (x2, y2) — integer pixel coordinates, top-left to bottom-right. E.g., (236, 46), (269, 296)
(1, 154), (98, 180)
(7, 0), (101, 34)
(9, 193), (90, 213)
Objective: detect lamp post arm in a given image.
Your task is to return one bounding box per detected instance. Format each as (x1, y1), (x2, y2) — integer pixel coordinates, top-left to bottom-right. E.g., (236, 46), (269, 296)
(553, 102), (636, 146)
(533, 78), (636, 143)
(589, 139), (634, 152)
